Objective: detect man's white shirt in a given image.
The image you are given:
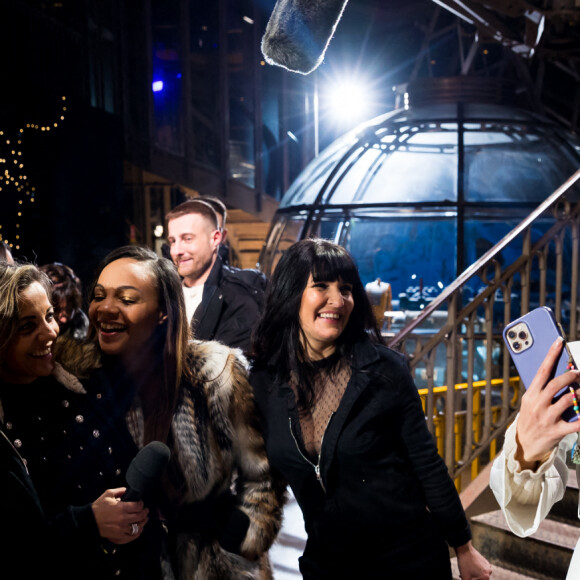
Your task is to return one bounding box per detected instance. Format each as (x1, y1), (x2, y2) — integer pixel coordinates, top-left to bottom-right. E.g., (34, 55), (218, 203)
(183, 284), (204, 324)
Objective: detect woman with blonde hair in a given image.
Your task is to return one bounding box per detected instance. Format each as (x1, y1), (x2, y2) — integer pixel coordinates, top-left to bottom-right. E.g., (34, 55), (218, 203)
(0, 261), (150, 579)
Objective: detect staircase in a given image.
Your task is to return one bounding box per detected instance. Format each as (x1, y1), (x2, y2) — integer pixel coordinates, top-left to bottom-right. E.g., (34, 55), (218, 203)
(452, 465), (579, 580)
(383, 169), (580, 578)
(226, 208), (271, 269)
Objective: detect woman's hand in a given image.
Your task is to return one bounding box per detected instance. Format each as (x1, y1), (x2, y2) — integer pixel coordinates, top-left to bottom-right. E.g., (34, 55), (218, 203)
(92, 487), (149, 545)
(515, 338), (580, 470)
(455, 541), (492, 580)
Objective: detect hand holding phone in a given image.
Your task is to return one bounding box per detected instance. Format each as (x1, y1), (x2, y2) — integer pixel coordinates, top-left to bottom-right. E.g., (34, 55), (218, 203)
(503, 306), (579, 423)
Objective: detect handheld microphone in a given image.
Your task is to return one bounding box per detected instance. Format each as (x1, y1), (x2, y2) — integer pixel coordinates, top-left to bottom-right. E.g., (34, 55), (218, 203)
(121, 441), (171, 503)
(261, 0), (350, 75)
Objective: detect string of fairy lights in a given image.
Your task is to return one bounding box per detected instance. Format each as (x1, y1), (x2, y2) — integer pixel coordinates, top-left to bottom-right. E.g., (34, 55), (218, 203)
(0, 95), (67, 251)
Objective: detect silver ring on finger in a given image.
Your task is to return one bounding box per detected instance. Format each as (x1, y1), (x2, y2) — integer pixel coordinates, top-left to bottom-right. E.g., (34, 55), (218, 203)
(131, 523), (139, 536)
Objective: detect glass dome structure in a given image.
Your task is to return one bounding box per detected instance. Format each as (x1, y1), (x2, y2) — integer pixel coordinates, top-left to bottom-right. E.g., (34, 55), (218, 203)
(259, 81), (580, 314)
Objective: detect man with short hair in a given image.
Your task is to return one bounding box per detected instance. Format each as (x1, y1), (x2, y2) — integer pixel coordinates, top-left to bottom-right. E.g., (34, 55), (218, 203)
(166, 198), (266, 353)
(197, 195), (231, 264)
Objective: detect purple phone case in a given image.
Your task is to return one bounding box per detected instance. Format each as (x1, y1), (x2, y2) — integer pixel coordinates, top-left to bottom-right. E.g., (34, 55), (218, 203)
(503, 306), (578, 422)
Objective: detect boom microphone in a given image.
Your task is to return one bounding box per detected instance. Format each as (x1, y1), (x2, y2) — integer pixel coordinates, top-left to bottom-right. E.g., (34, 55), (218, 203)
(121, 441), (171, 503)
(261, 0), (350, 75)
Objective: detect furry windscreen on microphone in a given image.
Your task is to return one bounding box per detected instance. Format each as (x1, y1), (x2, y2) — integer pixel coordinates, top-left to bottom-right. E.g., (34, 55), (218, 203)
(261, 0), (350, 75)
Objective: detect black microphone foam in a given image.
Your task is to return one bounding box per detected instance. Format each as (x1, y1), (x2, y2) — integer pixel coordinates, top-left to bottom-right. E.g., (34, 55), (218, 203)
(261, 0), (350, 75)
(122, 441), (171, 502)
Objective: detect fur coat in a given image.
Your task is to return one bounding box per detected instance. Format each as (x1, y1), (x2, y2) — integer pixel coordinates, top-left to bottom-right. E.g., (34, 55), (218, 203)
(56, 337), (285, 580)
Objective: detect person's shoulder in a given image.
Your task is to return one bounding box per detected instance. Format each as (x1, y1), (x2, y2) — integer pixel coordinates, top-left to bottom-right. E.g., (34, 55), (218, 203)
(355, 338), (410, 372)
(53, 336), (101, 378)
(221, 263), (268, 293)
(188, 339), (249, 382)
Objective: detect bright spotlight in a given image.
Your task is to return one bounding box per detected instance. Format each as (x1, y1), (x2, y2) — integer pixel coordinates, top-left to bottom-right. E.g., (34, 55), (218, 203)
(152, 80), (164, 93)
(324, 78), (371, 125)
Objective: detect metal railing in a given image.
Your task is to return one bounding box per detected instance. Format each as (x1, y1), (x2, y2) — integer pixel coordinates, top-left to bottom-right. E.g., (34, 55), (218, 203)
(388, 169), (580, 489)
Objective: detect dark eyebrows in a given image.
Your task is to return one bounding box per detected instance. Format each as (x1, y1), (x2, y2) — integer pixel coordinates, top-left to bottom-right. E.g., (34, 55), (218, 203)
(93, 283), (141, 293)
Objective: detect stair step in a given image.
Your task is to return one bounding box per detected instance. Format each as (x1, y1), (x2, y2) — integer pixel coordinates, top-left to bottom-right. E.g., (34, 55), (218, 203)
(474, 509), (580, 550)
(551, 468), (580, 524)
(451, 557), (554, 580)
(471, 509), (579, 579)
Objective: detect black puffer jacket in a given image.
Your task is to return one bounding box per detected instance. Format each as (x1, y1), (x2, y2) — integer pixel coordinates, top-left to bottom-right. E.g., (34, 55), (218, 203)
(192, 256), (267, 353)
(250, 338), (471, 579)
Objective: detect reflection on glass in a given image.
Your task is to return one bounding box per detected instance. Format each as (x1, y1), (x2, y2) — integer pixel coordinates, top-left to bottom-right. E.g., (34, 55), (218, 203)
(263, 101), (580, 332)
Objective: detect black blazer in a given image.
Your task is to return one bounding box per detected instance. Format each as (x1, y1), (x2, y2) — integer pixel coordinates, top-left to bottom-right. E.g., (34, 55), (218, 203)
(193, 256), (266, 353)
(250, 338), (471, 578)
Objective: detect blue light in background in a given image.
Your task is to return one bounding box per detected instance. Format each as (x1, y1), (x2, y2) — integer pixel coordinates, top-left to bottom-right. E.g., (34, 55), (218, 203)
(152, 80), (164, 92)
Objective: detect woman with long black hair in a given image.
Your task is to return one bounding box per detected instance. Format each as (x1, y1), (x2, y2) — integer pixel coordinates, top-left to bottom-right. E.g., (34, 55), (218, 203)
(250, 238), (491, 579)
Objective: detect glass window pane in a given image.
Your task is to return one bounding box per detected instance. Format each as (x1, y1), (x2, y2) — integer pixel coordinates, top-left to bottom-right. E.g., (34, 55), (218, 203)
(342, 148), (457, 204)
(228, 0), (255, 188)
(464, 215), (576, 321)
(464, 130), (579, 202)
(280, 135), (357, 208)
(152, 0), (183, 155)
(341, 214), (457, 302)
(190, 1), (220, 169)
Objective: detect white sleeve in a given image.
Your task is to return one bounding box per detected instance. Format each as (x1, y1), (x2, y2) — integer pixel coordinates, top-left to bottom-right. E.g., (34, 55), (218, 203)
(489, 415), (575, 537)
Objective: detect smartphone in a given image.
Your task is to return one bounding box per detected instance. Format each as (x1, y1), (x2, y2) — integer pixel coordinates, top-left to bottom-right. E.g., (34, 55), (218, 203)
(503, 306), (579, 422)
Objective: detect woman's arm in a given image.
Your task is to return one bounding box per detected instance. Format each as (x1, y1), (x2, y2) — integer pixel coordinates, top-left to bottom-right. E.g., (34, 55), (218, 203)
(489, 339), (580, 536)
(394, 362), (491, 579)
(396, 362), (472, 547)
(490, 418), (573, 537)
(222, 354), (286, 559)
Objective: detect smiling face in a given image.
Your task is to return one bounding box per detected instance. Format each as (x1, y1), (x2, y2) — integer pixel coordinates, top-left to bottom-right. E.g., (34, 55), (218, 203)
(88, 258), (166, 365)
(0, 281), (59, 384)
(167, 212), (222, 287)
(298, 275), (354, 360)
